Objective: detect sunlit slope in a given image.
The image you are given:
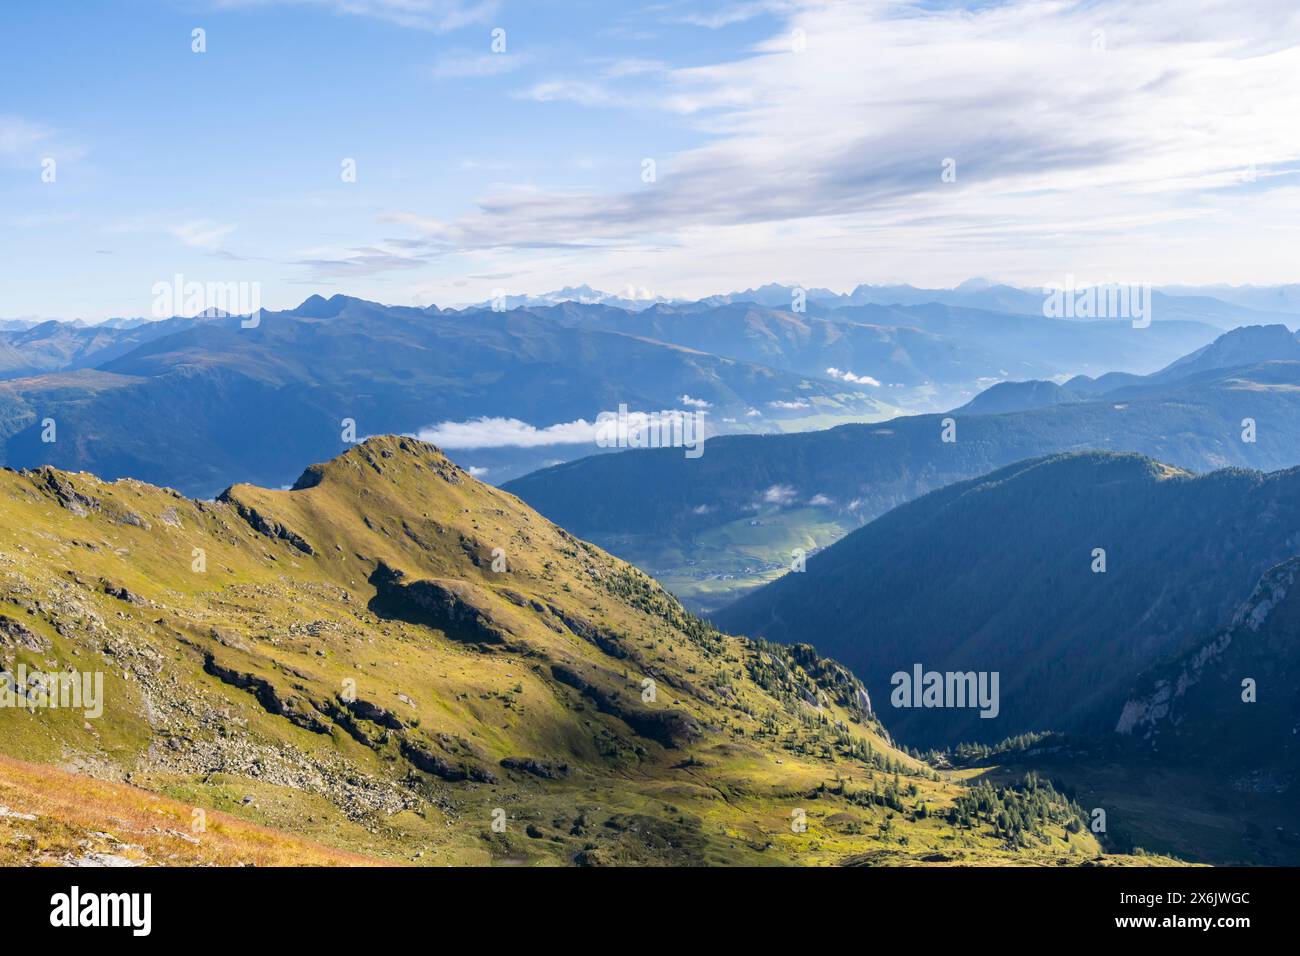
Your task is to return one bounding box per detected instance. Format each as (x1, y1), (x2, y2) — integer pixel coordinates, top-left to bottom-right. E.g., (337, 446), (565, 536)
(0, 436), (1147, 865)
(0, 754), (380, 867)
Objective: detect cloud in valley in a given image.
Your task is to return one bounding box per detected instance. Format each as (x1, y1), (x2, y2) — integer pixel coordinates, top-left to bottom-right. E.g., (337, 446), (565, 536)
(826, 367), (881, 387)
(414, 417), (599, 449)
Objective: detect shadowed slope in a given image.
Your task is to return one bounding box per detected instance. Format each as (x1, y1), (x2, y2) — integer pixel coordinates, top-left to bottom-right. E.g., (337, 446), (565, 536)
(715, 452), (1300, 748)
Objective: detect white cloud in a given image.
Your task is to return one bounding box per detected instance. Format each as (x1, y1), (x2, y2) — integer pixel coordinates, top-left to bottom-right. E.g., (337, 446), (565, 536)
(215, 0), (498, 32)
(678, 394), (712, 408)
(296, 243), (430, 278)
(415, 416), (598, 448)
(826, 367), (881, 387)
(669, 1), (781, 29)
(0, 115), (52, 159)
(520, 80), (620, 107)
(761, 483), (797, 505)
(0, 115), (82, 171)
(416, 407), (709, 449)
(601, 58), (668, 79)
(381, 0), (1300, 295)
(768, 399), (809, 410)
(170, 220), (237, 249)
(432, 51), (527, 80)
(808, 493), (833, 506)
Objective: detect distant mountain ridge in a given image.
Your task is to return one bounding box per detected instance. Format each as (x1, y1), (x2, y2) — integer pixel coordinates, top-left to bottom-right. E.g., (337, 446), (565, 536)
(505, 324), (1300, 610)
(2, 286), (1260, 498)
(21, 279), (1300, 331)
(956, 380), (1079, 415)
(1146, 323), (1300, 382)
(0, 295), (890, 496)
(543, 298), (1220, 397)
(674, 280), (1300, 327)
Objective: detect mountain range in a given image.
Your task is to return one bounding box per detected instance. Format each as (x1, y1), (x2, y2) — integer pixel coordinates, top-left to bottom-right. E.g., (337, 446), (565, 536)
(3, 284), (1297, 866)
(505, 324), (1300, 610)
(0, 286), (1259, 497)
(510, 279), (1300, 331)
(542, 298), (1221, 402)
(0, 295), (892, 496)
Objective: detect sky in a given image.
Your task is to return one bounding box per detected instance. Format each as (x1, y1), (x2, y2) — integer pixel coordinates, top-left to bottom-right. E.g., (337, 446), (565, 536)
(3, 0), (1300, 321)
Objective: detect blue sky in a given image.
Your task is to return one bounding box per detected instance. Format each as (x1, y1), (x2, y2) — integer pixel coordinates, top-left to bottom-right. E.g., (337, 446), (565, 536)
(3, 0), (1300, 320)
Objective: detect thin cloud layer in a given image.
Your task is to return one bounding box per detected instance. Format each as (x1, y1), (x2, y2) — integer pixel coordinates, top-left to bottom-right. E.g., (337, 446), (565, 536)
(382, 0), (1300, 291)
(215, 0), (499, 32)
(9, 1), (1300, 319)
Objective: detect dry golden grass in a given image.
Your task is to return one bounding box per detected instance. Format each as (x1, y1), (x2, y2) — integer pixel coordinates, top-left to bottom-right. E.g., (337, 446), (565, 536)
(0, 754), (388, 867)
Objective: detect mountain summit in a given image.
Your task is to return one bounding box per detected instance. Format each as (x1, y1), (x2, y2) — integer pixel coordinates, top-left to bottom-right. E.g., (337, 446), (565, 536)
(0, 437), (1118, 865)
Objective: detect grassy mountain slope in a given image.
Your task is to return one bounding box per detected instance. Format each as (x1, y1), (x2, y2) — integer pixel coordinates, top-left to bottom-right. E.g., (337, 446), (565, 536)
(0, 436), (1125, 865)
(714, 452), (1300, 748)
(0, 754), (380, 866)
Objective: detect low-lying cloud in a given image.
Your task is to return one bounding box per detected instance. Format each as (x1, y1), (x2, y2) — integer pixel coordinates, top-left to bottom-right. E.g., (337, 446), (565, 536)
(415, 417), (597, 449)
(827, 367), (881, 387)
(762, 483), (797, 505)
(415, 406), (709, 449)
